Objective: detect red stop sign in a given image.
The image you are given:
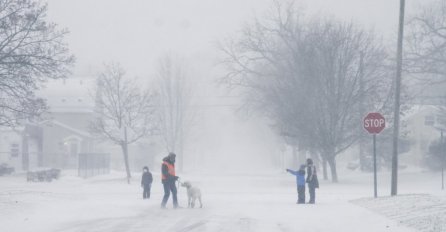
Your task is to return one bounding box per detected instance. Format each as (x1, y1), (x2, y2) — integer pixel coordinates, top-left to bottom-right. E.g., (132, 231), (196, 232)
(364, 113), (386, 134)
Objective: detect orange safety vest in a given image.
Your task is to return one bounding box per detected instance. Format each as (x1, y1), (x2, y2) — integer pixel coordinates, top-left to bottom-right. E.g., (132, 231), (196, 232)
(161, 161), (175, 180)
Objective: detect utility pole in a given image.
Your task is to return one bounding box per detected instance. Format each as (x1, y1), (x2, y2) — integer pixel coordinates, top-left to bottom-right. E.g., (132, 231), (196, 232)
(391, 0), (406, 196)
(442, 130), (444, 190)
(359, 52), (366, 171)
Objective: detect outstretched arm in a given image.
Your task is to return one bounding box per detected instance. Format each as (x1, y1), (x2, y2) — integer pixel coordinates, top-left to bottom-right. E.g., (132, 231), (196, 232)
(286, 169), (298, 175)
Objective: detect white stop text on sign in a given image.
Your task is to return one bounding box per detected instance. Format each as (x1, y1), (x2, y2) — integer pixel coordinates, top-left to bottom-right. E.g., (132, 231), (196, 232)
(364, 118), (385, 128)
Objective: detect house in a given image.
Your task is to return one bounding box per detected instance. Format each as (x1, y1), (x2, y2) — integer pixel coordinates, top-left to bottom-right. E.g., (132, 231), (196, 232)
(399, 77), (446, 166)
(38, 77), (98, 169)
(0, 125), (41, 171)
(38, 77), (158, 172)
(4, 76), (179, 172)
(0, 77), (101, 171)
(402, 105), (444, 166)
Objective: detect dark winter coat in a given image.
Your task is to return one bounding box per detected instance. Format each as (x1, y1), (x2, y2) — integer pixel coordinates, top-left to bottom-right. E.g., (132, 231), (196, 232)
(141, 171), (153, 187)
(287, 169), (306, 186)
(306, 165), (319, 188)
(161, 157), (177, 183)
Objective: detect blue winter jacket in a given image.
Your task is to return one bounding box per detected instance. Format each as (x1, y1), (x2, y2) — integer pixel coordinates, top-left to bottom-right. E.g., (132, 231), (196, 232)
(287, 169), (306, 186)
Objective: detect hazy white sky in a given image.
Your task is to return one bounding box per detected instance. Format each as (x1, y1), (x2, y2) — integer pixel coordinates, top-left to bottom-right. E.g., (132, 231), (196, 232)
(43, 0), (429, 170)
(46, 0), (426, 78)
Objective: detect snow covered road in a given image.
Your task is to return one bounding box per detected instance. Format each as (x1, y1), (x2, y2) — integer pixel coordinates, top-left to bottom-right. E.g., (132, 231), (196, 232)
(2, 170), (440, 232)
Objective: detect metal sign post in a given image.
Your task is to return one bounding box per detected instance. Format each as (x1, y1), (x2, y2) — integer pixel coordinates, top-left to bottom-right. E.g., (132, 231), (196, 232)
(373, 134), (377, 198)
(434, 126), (445, 190)
(364, 113), (386, 198)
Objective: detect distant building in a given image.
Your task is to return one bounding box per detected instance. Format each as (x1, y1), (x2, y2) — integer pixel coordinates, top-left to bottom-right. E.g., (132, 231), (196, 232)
(0, 77), (100, 171)
(39, 77), (98, 169)
(402, 80), (446, 166)
(0, 124), (42, 171)
(402, 105), (441, 165)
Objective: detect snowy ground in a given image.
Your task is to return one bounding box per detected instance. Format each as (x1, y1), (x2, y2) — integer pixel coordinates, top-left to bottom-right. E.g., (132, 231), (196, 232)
(1, 168), (445, 232)
(353, 194), (446, 232)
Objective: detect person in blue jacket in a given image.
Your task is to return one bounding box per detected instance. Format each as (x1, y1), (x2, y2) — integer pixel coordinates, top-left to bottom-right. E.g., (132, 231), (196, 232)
(286, 164), (306, 204)
(141, 166), (153, 199)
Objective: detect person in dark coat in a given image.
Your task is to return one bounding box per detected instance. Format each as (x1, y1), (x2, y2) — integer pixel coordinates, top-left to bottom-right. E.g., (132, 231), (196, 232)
(160, 152), (180, 209)
(286, 164), (306, 204)
(306, 158), (319, 204)
(141, 166), (153, 199)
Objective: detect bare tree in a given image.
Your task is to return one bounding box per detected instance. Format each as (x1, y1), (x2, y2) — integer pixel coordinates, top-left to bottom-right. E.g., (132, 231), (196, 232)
(220, 0), (391, 182)
(0, 0), (74, 127)
(405, 0), (446, 82)
(155, 55), (195, 171)
(90, 63), (156, 183)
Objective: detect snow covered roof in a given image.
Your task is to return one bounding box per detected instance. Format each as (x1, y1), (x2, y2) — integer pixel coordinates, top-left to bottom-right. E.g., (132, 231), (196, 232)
(41, 119), (92, 138)
(38, 77), (96, 113)
(402, 104), (438, 121)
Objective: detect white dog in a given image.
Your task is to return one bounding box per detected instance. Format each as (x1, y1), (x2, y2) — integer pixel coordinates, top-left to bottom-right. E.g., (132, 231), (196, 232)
(180, 181), (203, 208)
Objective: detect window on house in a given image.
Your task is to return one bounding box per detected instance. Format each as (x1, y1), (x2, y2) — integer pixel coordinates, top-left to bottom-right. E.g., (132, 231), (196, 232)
(437, 115), (446, 126)
(425, 115), (435, 126)
(10, 143), (19, 157)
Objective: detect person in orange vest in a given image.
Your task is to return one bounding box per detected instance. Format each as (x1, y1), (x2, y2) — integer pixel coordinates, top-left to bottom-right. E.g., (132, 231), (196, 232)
(161, 152), (180, 209)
